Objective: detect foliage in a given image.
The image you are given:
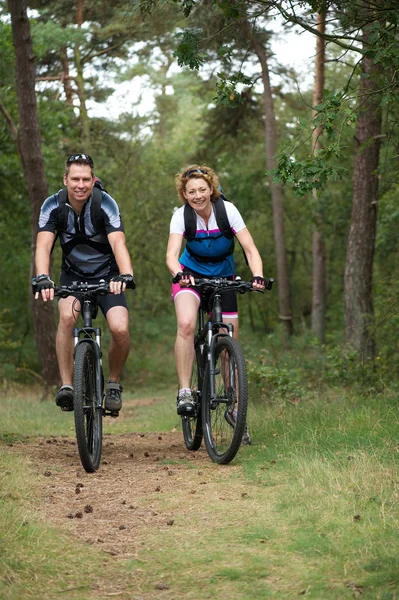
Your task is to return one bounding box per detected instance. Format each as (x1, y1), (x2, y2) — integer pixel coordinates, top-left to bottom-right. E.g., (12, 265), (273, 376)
(214, 72), (253, 106)
(270, 90), (356, 197)
(0, 0), (398, 385)
(174, 28), (206, 69)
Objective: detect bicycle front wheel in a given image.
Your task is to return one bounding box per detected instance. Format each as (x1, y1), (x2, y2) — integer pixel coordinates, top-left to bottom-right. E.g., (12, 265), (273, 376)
(74, 341), (103, 472)
(182, 347), (203, 451)
(202, 336), (248, 464)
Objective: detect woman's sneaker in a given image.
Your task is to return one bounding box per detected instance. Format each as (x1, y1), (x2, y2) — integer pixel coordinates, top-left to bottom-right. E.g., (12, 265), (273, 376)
(224, 409), (252, 445)
(55, 385), (74, 411)
(105, 380), (123, 414)
(177, 392), (195, 415)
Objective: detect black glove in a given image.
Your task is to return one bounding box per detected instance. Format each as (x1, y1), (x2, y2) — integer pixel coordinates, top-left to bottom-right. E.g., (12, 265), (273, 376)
(32, 274), (54, 295)
(172, 271), (193, 284)
(251, 276), (266, 287)
(172, 271), (183, 284)
(110, 274), (136, 289)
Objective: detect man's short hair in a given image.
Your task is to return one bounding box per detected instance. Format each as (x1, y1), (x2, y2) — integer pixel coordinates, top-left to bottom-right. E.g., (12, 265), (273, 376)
(64, 154), (94, 176)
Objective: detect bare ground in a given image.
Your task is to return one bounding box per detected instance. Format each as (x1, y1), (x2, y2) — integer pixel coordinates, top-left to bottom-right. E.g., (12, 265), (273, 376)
(6, 396), (251, 598)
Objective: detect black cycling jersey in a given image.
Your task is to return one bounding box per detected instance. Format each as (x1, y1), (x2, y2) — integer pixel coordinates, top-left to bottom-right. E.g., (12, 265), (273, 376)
(38, 190), (124, 278)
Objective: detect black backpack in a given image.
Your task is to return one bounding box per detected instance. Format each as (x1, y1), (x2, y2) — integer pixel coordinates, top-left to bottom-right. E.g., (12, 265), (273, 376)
(56, 178), (106, 234)
(184, 194), (248, 265)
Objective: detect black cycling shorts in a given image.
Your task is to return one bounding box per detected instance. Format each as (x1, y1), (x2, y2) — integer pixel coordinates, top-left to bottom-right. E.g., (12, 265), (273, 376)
(58, 270), (128, 316)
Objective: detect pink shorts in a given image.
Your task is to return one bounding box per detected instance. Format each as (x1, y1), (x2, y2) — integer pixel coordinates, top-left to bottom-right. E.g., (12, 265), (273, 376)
(171, 267), (238, 319)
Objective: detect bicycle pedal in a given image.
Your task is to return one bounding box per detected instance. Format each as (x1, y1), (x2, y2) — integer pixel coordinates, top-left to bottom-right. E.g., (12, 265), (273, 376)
(109, 410), (120, 418)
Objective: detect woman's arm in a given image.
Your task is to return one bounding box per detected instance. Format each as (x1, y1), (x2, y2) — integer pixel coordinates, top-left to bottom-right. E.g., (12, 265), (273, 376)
(235, 227), (264, 282)
(166, 233), (184, 277)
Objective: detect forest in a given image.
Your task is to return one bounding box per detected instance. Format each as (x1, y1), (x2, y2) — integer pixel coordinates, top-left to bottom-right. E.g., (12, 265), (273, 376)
(1, 0), (398, 395)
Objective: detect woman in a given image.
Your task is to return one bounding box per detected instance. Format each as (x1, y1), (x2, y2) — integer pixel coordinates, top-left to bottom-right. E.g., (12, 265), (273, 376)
(166, 164), (265, 415)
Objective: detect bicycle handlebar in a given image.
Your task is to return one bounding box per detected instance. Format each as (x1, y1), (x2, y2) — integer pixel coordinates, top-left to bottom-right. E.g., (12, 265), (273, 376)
(53, 279), (138, 299)
(55, 282), (110, 299)
(192, 277), (274, 293)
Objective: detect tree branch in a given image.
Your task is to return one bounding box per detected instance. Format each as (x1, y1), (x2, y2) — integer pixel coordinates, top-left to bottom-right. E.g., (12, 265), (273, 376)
(82, 39), (130, 64)
(0, 98), (18, 142)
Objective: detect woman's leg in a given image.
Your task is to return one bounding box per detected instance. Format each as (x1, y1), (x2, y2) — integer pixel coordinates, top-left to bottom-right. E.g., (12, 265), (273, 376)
(174, 291), (200, 389)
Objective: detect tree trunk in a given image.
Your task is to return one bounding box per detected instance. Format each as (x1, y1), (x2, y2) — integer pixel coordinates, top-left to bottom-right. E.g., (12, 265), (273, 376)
(248, 29), (293, 336)
(344, 26), (382, 360)
(8, 0), (59, 387)
(75, 0), (91, 149)
(311, 12), (326, 343)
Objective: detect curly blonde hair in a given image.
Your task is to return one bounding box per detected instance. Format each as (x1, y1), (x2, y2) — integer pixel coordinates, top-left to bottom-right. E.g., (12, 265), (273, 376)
(175, 164), (222, 204)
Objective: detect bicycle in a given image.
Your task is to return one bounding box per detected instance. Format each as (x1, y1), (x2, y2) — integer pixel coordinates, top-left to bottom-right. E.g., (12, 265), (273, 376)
(55, 280), (134, 472)
(180, 276), (274, 464)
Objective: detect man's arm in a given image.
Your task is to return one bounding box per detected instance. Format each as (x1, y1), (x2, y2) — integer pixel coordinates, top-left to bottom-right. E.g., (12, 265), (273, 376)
(107, 231), (134, 294)
(34, 231), (56, 301)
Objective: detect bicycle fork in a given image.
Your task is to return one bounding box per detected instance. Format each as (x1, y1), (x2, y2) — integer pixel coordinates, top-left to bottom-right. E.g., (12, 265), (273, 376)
(73, 300), (104, 411)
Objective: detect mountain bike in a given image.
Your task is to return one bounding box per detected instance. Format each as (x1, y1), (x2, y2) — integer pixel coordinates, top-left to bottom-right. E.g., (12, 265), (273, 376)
(55, 280), (134, 472)
(181, 276), (274, 465)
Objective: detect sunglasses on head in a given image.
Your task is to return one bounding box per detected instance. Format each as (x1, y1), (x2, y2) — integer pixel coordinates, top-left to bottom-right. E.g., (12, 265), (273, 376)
(67, 153), (94, 166)
(183, 168), (208, 178)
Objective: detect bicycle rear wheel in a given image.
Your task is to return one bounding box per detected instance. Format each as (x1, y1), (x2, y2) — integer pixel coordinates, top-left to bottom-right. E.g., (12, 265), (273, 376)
(182, 347), (203, 451)
(202, 336), (248, 464)
(74, 341), (103, 472)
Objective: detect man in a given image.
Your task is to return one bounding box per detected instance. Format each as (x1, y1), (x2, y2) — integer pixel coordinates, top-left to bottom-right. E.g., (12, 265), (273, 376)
(33, 153), (135, 415)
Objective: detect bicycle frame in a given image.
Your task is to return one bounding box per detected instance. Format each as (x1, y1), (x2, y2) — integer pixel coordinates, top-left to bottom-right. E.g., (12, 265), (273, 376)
(195, 290), (234, 403)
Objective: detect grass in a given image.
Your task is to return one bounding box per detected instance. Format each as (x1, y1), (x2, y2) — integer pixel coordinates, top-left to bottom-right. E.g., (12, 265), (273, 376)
(0, 384), (398, 598)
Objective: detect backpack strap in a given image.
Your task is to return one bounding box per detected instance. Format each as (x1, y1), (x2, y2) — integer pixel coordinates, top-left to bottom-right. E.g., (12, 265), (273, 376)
(51, 186), (105, 256)
(57, 189), (69, 232)
(183, 194), (249, 266)
(50, 189), (68, 255)
(214, 194), (235, 239)
(90, 186), (104, 232)
(183, 203), (197, 242)
(183, 195), (234, 242)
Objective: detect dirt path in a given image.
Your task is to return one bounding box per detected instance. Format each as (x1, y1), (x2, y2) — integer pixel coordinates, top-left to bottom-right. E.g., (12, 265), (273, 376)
(20, 430), (220, 554)
(7, 417), (254, 598)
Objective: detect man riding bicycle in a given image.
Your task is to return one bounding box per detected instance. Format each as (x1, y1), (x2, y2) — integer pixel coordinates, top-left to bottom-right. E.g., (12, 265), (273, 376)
(33, 153), (135, 415)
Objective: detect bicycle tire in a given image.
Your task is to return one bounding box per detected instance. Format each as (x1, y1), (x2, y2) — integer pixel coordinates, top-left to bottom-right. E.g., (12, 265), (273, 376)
(182, 347), (203, 451)
(202, 336), (248, 464)
(74, 341), (103, 472)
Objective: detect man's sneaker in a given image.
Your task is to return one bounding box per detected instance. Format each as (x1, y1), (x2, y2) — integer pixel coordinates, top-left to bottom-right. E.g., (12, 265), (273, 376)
(241, 424), (252, 446)
(55, 385), (74, 411)
(105, 380), (123, 414)
(177, 392), (196, 416)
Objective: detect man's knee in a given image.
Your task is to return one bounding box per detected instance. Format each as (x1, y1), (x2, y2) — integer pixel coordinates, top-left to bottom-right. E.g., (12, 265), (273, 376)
(58, 312), (77, 333)
(110, 325), (130, 344)
(107, 310), (129, 343)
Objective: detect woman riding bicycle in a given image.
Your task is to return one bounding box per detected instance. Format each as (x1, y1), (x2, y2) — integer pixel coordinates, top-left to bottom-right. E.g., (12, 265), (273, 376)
(166, 164), (265, 416)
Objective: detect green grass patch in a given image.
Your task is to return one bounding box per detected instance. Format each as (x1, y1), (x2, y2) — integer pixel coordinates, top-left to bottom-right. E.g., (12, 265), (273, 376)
(1, 386), (398, 598)
(0, 385), (179, 441)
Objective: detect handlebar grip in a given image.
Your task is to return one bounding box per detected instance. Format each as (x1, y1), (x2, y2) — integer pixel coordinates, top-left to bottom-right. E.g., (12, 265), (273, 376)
(266, 277), (274, 290)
